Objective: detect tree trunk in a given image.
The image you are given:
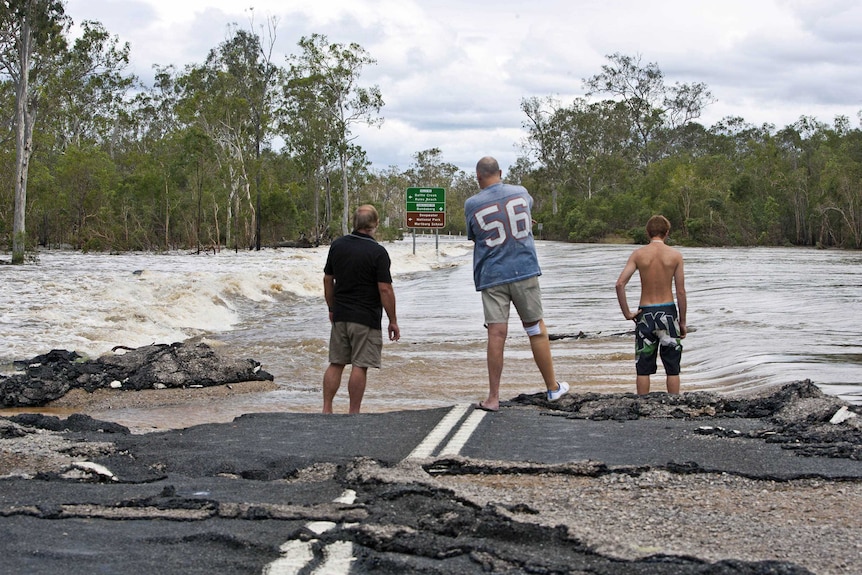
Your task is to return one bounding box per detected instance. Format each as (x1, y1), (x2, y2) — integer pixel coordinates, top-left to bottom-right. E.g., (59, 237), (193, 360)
(310, 169), (320, 243)
(164, 178), (170, 250)
(226, 193), (233, 250)
(340, 149), (349, 235)
(212, 203), (220, 251)
(12, 17), (34, 264)
(254, 137), (261, 251)
(325, 174), (332, 233)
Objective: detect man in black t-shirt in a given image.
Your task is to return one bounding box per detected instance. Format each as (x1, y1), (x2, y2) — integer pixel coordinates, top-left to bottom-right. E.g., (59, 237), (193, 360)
(322, 205), (400, 413)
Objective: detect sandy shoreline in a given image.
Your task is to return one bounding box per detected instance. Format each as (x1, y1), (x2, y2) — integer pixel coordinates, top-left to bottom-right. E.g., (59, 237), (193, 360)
(0, 380), (282, 431)
(42, 379), (280, 413)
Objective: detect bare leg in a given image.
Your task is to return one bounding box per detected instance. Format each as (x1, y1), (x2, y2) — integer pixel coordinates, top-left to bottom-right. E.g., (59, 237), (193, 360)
(482, 323), (508, 411)
(525, 320), (557, 391)
(666, 374), (680, 394)
(347, 365), (369, 414)
(636, 374), (651, 395)
(322, 363), (345, 413)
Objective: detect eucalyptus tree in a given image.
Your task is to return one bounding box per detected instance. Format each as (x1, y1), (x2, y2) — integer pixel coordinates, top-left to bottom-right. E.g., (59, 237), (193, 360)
(46, 20), (133, 153)
(226, 16), (280, 250)
(282, 46), (339, 241)
(34, 20), (134, 249)
(117, 65), (186, 250)
(816, 117), (862, 248)
(584, 52), (714, 169)
(520, 96), (572, 215)
(177, 61), (247, 250)
(403, 148), (462, 195)
(361, 165), (409, 236)
(53, 142), (118, 249)
(0, 0), (67, 263)
(178, 23), (281, 251)
(776, 116), (833, 245)
(285, 33), (383, 236)
(0, 81), (16, 232)
(521, 96), (633, 217)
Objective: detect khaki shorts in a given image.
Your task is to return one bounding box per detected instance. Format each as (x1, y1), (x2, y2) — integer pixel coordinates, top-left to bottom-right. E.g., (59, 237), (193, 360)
(481, 276), (544, 325)
(328, 322), (382, 368)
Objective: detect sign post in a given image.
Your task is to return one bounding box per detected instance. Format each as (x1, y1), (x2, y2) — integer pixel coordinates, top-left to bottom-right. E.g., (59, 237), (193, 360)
(405, 187), (446, 254)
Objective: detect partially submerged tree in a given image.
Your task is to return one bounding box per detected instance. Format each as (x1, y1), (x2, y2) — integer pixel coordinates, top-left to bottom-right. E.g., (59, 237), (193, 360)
(229, 15), (281, 250)
(0, 0), (68, 263)
(177, 22), (280, 251)
(521, 96), (632, 215)
(285, 34), (383, 236)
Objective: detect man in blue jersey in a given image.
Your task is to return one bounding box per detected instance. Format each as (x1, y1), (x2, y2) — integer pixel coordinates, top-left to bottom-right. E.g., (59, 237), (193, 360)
(465, 156), (568, 411)
(322, 204), (400, 413)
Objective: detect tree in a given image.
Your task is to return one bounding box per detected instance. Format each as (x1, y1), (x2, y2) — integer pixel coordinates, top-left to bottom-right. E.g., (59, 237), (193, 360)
(54, 142), (117, 249)
(521, 96), (633, 220)
(47, 20), (134, 152)
(520, 96), (572, 215)
(286, 34), (383, 235)
(361, 165), (409, 237)
(231, 14), (280, 250)
(283, 41), (339, 242)
(584, 52), (714, 168)
(0, 0), (67, 263)
(177, 23), (280, 251)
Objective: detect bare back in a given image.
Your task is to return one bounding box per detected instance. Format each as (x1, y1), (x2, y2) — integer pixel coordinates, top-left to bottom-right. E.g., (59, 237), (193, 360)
(632, 241), (683, 305)
(616, 238), (687, 332)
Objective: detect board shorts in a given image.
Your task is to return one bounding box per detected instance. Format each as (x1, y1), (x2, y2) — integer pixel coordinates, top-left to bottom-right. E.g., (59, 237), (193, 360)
(329, 321), (382, 368)
(481, 276), (543, 325)
(635, 303), (683, 376)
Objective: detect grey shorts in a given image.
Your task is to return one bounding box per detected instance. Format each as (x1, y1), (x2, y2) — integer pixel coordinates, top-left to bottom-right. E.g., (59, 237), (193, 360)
(481, 276), (544, 325)
(329, 322), (382, 368)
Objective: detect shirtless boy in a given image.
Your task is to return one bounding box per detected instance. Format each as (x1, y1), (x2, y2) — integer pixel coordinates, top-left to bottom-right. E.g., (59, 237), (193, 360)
(615, 215), (687, 394)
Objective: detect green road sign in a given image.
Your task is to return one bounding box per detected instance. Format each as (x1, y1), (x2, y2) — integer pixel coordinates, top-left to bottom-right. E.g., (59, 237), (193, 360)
(406, 187), (445, 212)
(406, 187), (446, 228)
(406, 187), (445, 205)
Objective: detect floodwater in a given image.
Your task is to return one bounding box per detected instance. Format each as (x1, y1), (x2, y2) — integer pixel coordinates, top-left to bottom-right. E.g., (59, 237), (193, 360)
(1, 236), (860, 429)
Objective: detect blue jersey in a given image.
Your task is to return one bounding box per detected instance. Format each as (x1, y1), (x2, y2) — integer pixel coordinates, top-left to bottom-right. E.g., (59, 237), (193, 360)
(465, 182), (541, 291)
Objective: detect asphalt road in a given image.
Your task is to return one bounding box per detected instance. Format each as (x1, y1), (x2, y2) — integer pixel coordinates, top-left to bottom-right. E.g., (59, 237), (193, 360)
(1, 404), (858, 574)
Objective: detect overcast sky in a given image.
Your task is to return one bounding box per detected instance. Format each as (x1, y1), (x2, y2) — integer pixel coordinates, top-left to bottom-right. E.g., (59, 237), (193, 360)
(65, 0), (862, 174)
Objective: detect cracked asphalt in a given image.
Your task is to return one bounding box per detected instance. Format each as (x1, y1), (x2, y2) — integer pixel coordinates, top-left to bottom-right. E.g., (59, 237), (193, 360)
(1, 384), (861, 574)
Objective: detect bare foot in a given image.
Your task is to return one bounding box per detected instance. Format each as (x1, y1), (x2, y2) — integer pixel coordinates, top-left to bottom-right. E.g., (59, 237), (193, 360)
(475, 401), (499, 412)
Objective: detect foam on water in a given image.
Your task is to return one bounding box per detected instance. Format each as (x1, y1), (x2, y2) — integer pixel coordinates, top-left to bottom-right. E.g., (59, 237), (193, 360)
(2, 237), (861, 418)
(0, 239), (471, 363)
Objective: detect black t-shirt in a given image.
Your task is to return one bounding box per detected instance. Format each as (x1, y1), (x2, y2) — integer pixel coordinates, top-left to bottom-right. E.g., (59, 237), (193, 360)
(323, 231), (393, 329)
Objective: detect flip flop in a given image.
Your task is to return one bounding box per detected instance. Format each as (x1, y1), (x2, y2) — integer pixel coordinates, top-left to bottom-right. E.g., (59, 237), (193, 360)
(475, 401), (498, 412)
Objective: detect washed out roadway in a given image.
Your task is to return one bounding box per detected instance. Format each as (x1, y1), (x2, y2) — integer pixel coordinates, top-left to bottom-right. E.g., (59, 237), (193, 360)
(0, 404), (859, 574)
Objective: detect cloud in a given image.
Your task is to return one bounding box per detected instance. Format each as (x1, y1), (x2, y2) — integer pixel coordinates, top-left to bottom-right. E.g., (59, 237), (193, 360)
(64, 0), (862, 172)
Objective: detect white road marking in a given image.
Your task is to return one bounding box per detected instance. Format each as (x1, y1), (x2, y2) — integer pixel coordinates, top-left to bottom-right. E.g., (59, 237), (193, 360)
(264, 404), (485, 574)
(439, 409), (486, 456)
(263, 490), (356, 575)
(319, 541), (355, 572)
(264, 541), (313, 574)
(405, 404), (472, 460)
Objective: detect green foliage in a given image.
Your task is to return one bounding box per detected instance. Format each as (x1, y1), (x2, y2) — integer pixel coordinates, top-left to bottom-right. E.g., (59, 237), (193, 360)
(2, 22), (862, 254)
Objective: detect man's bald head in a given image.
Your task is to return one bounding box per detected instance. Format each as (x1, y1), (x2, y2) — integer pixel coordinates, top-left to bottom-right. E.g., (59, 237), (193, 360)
(476, 156), (502, 189)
